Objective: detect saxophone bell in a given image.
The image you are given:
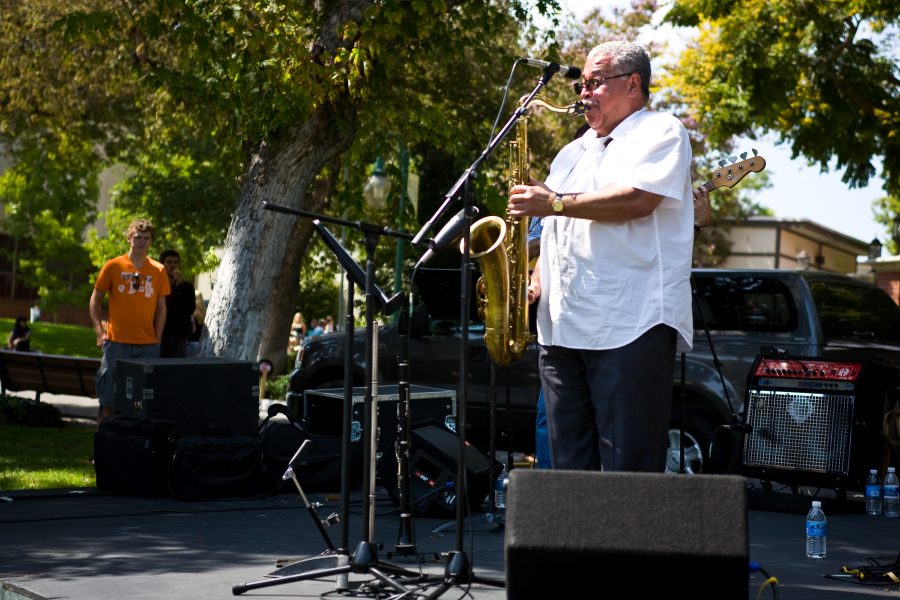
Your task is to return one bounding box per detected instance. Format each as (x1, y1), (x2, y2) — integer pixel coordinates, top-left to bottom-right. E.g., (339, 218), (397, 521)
(465, 93), (583, 367)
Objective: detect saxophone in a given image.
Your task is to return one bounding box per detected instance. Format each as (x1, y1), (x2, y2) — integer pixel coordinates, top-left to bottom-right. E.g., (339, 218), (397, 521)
(463, 95), (585, 366)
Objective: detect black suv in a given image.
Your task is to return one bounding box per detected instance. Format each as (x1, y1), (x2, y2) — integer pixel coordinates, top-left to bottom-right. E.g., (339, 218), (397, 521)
(288, 268), (900, 476)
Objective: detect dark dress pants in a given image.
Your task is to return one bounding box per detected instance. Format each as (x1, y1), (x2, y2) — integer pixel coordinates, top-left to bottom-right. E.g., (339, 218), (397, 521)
(539, 324), (676, 472)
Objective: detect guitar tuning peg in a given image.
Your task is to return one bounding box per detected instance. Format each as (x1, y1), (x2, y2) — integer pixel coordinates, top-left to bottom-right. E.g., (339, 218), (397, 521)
(751, 148), (758, 156)
(728, 156), (738, 163)
(718, 159), (726, 167)
(740, 152), (748, 160)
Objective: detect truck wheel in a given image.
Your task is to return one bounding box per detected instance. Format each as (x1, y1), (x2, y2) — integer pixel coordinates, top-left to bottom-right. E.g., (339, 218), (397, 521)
(665, 418), (715, 474)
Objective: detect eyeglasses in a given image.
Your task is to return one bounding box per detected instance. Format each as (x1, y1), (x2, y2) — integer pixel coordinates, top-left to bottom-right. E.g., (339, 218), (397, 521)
(131, 272), (141, 291)
(573, 72), (633, 94)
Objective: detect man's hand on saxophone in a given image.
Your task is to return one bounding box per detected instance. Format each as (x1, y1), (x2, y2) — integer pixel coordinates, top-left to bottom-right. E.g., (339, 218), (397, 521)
(509, 177), (555, 217)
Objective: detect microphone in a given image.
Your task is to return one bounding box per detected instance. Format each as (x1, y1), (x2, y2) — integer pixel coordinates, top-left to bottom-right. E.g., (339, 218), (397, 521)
(521, 57), (581, 80)
(414, 206), (479, 269)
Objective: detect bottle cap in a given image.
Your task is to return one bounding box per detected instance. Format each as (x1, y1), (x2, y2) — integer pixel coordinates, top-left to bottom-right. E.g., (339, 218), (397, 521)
(812, 500), (822, 507)
(871, 468), (878, 474)
(891, 467), (897, 473)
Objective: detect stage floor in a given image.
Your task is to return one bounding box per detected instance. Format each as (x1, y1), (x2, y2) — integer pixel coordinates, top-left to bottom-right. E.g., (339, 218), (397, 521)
(2, 482), (899, 599)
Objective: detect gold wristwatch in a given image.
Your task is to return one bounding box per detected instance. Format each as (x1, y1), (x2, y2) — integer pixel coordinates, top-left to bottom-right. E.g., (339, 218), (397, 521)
(551, 193), (565, 214)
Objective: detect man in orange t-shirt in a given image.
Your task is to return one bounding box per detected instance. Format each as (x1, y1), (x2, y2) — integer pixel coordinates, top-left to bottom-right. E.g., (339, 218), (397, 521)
(89, 218), (171, 424)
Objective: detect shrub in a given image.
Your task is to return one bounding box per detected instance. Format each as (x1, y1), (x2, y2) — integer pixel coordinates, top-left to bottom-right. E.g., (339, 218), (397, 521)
(0, 395), (64, 427)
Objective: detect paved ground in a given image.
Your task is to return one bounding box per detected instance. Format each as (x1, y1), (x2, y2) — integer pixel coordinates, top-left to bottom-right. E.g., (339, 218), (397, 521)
(2, 394), (900, 599)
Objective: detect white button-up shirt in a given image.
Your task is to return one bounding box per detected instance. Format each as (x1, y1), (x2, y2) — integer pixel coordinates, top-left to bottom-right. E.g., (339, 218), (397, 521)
(537, 108), (694, 352)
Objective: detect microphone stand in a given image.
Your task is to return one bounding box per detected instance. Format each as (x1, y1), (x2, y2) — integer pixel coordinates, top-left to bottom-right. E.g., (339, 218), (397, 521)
(233, 203), (415, 597)
(391, 297), (417, 557)
(410, 63), (561, 598)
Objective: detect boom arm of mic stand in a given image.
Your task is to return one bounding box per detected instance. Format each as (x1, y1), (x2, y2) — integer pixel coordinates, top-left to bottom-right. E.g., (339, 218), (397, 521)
(311, 219), (404, 316)
(410, 72), (553, 248)
(261, 201), (406, 316)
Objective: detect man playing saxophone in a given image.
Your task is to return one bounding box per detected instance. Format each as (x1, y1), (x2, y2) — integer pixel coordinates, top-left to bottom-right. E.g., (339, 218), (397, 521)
(508, 41), (694, 473)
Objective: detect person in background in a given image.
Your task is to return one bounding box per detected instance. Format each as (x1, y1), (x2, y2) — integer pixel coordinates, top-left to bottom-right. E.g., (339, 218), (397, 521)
(322, 315), (335, 334)
(159, 249), (196, 358)
(89, 218), (171, 425)
(187, 292), (206, 357)
(7, 316), (31, 352)
(510, 41), (694, 472)
(306, 318), (324, 337)
(288, 312), (306, 352)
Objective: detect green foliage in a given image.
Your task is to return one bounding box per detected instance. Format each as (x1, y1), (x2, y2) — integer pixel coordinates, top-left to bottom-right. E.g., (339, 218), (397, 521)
(101, 141), (239, 276)
(874, 194), (900, 254)
(296, 236), (341, 327)
(664, 0), (900, 201)
(0, 423), (95, 491)
(264, 374), (290, 400)
(0, 132), (100, 311)
(0, 396), (64, 427)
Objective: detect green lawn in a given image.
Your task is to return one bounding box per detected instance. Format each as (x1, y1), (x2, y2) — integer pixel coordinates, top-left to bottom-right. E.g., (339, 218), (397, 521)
(1, 319), (99, 491)
(0, 421), (96, 491)
(1, 317), (100, 358)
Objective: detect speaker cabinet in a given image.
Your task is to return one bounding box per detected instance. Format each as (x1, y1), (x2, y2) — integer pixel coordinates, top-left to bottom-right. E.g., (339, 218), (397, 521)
(380, 422), (500, 518)
(113, 358), (260, 436)
(741, 355), (887, 491)
(505, 470), (748, 599)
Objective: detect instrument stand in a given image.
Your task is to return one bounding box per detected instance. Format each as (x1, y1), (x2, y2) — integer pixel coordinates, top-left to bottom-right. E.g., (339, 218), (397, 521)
(674, 273), (745, 476)
(233, 205), (416, 597)
(387, 301), (419, 558)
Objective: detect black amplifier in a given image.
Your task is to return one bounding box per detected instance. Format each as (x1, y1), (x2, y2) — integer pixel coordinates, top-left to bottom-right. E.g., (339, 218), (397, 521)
(113, 358), (260, 436)
(740, 355), (888, 492)
(303, 385), (456, 446)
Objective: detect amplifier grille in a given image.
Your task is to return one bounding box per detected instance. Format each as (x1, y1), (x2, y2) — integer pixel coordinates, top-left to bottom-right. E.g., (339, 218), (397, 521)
(743, 390), (854, 475)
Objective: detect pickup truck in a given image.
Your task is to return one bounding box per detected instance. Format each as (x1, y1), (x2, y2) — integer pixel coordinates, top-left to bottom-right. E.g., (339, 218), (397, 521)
(288, 268), (900, 476)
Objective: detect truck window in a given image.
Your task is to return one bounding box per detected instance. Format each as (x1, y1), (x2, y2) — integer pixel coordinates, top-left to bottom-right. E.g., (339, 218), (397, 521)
(693, 275), (797, 333)
(809, 281), (900, 343)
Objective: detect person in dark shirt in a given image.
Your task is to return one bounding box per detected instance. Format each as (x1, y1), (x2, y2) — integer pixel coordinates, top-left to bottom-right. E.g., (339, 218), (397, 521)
(7, 316), (31, 352)
(159, 249), (197, 358)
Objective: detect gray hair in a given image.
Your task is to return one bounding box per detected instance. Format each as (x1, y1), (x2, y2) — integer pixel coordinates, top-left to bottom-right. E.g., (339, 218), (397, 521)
(587, 41), (651, 99)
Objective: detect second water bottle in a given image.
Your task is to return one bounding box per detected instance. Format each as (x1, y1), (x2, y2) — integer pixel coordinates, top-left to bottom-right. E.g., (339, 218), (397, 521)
(866, 468), (882, 516)
(884, 466), (899, 518)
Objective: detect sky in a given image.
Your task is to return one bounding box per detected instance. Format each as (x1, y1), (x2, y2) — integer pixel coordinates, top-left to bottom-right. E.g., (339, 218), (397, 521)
(547, 1), (888, 246)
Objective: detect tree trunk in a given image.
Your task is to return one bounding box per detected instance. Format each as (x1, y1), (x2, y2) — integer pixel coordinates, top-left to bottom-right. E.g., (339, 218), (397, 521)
(258, 217), (314, 375)
(257, 156), (342, 375)
(201, 101), (357, 362)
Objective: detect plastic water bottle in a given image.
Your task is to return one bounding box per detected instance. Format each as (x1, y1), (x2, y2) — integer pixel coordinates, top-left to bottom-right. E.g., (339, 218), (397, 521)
(805, 500), (826, 559)
(865, 469), (882, 516)
(494, 464), (508, 514)
(884, 467), (899, 518)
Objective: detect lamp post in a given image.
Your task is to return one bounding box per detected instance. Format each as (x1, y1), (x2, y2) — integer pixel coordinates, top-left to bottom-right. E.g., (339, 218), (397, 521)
(362, 153), (408, 296)
(393, 146), (409, 296)
(363, 156), (391, 211)
(869, 238), (883, 261)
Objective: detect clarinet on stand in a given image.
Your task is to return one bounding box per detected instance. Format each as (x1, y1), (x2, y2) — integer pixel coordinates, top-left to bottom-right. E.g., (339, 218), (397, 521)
(392, 297), (417, 556)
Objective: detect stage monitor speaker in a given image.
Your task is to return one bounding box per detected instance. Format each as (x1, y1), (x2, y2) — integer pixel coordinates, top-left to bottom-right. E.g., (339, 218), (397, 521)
(113, 358), (260, 437)
(505, 470), (748, 599)
(740, 355), (886, 491)
(380, 422), (500, 518)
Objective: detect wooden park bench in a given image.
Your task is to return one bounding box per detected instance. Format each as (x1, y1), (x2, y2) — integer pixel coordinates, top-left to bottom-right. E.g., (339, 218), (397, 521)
(0, 350), (99, 402)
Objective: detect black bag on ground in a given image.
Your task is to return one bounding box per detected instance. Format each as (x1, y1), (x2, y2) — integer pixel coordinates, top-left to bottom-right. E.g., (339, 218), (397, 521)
(167, 434), (277, 500)
(94, 415), (179, 496)
(258, 404), (347, 493)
